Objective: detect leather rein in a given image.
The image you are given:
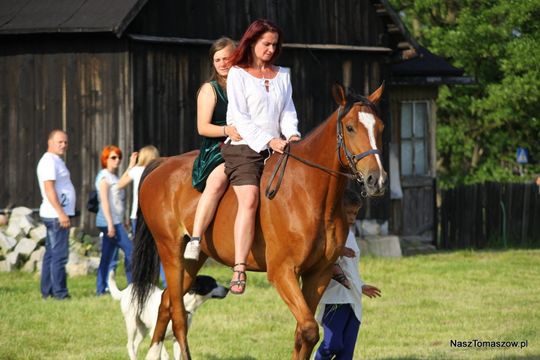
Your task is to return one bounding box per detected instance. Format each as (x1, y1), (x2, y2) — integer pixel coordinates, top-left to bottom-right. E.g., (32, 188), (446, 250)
(265, 99), (381, 199)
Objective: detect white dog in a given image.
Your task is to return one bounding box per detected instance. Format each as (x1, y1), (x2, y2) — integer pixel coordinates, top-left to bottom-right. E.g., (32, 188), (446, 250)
(108, 271), (228, 360)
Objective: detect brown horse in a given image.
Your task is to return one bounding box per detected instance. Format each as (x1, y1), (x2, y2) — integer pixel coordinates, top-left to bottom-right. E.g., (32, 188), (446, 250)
(131, 83), (387, 359)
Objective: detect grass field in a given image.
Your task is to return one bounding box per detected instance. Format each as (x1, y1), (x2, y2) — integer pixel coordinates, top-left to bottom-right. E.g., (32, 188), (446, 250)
(0, 249), (538, 359)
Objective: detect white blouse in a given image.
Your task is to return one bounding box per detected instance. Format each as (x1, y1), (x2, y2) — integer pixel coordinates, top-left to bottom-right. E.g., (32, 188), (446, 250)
(226, 66), (301, 153)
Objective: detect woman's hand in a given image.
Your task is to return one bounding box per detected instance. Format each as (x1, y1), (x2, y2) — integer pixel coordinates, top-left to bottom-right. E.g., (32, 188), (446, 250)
(269, 138), (288, 153)
(107, 224), (116, 238)
(225, 125), (243, 142)
(128, 152), (138, 168)
(288, 135), (301, 142)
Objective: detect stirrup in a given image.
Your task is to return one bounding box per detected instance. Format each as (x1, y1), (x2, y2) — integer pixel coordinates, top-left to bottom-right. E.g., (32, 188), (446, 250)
(184, 237), (201, 260)
(230, 263), (247, 295)
(332, 263), (351, 289)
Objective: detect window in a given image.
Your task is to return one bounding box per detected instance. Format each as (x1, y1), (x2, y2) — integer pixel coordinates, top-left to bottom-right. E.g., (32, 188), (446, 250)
(400, 101), (429, 176)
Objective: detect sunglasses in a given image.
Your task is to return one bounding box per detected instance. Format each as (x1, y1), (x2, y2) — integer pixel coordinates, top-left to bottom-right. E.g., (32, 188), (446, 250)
(109, 156), (121, 160)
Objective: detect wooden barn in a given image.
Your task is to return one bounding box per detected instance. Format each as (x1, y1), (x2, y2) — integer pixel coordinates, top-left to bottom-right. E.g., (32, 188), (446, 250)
(0, 0), (464, 243)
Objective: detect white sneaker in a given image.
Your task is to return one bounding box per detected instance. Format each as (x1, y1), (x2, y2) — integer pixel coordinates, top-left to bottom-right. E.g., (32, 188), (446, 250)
(184, 240), (200, 260)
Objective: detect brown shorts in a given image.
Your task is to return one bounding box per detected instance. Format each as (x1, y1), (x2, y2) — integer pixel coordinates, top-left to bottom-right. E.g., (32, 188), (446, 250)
(221, 143), (270, 186)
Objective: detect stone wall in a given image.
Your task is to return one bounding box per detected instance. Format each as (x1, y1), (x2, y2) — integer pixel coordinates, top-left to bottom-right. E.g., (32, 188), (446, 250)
(0, 207), (101, 276)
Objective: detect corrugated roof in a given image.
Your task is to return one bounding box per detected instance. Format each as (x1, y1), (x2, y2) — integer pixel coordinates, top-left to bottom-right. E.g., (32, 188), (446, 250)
(0, 0), (148, 36)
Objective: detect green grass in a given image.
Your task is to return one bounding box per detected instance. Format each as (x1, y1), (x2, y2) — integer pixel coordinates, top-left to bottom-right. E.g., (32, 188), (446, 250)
(0, 250), (539, 359)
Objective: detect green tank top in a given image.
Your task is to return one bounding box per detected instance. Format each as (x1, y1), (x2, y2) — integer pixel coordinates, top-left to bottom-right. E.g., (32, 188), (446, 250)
(192, 81), (228, 192)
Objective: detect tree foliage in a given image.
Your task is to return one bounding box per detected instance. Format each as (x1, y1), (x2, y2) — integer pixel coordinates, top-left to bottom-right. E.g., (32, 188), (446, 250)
(389, 0), (540, 187)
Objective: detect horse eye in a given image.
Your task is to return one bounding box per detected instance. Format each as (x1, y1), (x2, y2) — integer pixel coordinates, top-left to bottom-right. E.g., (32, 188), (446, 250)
(346, 125), (354, 132)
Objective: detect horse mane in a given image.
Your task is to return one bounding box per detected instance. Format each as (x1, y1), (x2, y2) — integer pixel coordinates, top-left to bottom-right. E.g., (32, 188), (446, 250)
(298, 88), (380, 144)
(344, 88), (380, 116)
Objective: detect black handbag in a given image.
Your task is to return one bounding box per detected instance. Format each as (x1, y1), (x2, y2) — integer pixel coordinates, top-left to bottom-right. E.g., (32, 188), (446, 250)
(86, 190), (99, 213)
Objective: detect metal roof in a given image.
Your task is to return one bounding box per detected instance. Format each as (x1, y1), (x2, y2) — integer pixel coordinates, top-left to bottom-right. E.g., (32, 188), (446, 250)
(0, 0), (148, 37)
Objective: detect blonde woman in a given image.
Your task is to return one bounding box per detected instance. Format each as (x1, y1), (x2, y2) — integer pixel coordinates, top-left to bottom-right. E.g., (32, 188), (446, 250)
(118, 145), (160, 232)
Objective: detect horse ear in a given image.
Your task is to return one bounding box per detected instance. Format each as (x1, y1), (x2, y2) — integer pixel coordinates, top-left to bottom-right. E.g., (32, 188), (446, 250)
(332, 83), (347, 106)
(367, 81), (385, 105)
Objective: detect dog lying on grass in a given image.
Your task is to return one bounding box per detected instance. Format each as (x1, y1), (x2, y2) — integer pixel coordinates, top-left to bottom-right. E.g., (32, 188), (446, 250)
(108, 271), (228, 360)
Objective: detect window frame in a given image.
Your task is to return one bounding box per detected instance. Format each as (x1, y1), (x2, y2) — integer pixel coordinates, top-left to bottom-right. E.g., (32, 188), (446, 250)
(399, 100), (430, 177)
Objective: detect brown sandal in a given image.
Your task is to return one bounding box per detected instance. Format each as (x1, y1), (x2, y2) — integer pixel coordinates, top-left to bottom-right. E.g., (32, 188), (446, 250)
(230, 263), (247, 295)
(332, 263), (351, 289)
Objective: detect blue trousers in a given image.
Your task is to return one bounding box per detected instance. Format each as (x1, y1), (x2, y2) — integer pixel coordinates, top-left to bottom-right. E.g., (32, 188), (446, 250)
(107, 218), (135, 273)
(40, 218), (70, 299)
(96, 224), (133, 295)
(315, 304), (360, 360)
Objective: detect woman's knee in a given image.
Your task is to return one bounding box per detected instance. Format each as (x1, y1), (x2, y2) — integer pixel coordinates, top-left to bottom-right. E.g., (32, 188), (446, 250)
(204, 176), (228, 197)
(235, 187), (259, 209)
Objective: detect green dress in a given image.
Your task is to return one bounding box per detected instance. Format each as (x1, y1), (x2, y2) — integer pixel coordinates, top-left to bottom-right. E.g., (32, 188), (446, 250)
(192, 81), (228, 192)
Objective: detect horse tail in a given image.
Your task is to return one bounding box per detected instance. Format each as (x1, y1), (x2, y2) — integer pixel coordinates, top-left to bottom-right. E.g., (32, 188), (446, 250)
(131, 158), (165, 313)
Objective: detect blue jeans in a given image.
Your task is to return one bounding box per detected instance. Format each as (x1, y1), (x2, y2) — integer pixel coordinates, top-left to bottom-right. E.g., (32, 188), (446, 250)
(315, 304), (360, 360)
(40, 218), (70, 299)
(96, 224), (133, 295)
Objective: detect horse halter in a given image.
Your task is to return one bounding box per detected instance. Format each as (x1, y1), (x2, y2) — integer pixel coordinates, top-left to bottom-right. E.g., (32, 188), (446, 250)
(336, 97), (382, 184)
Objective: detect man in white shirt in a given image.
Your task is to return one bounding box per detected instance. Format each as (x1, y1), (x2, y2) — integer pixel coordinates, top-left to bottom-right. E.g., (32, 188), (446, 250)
(37, 130), (76, 300)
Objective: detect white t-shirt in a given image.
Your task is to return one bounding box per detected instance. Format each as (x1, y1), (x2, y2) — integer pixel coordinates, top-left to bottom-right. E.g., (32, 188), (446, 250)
(37, 152), (76, 218)
(226, 66), (301, 153)
(95, 169), (125, 226)
(128, 166), (145, 219)
(317, 229), (364, 323)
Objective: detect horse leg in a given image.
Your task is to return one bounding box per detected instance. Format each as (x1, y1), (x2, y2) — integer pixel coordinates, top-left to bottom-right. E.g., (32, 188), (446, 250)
(148, 247), (208, 360)
(298, 266), (334, 357)
(268, 267), (320, 360)
(145, 235), (189, 360)
(147, 288), (171, 360)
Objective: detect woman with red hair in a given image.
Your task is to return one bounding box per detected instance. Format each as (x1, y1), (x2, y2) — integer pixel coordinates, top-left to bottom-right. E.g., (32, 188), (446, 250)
(221, 19), (301, 294)
(94, 145), (133, 295)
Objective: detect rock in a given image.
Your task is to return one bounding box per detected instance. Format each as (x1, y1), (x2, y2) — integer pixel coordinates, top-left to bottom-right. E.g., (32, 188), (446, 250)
(67, 260), (90, 277)
(10, 207), (33, 217)
(0, 232), (17, 252)
(360, 220), (381, 236)
(22, 247), (45, 273)
(7, 212), (37, 237)
(6, 251), (23, 268)
(358, 238), (369, 256)
(0, 260), (13, 272)
(365, 235), (402, 257)
(88, 256), (100, 273)
(14, 238), (38, 257)
(29, 224), (47, 244)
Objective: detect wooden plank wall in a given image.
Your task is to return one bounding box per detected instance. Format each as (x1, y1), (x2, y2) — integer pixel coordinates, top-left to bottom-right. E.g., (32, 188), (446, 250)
(0, 36), (133, 232)
(128, 0), (386, 47)
(0, 0), (395, 233)
(131, 42), (387, 153)
(439, 182), (540, 249)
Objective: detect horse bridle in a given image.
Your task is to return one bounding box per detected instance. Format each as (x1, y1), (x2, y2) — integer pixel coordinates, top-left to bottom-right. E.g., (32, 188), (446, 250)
(265, 98), (381, 199)
(336, 98), (382, 183)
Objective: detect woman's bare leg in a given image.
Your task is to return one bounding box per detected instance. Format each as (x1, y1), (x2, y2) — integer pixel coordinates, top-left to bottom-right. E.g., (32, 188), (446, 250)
(184, 164), (228, 260)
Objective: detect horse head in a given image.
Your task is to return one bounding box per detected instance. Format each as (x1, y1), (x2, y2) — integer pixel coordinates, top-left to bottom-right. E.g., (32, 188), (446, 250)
(332, 83), (387, 197)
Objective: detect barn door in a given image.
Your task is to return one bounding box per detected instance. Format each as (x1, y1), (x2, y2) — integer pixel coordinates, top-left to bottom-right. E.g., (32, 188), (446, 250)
(399, 101), (436, 246)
